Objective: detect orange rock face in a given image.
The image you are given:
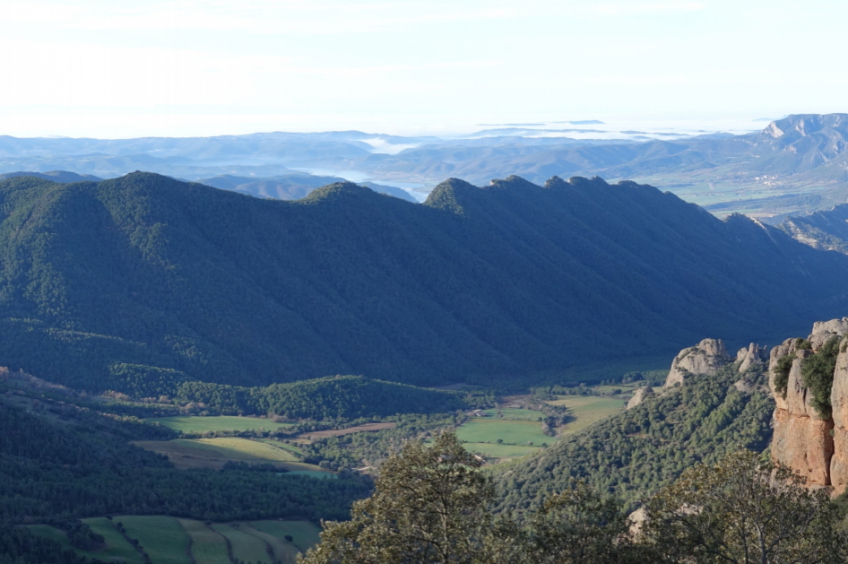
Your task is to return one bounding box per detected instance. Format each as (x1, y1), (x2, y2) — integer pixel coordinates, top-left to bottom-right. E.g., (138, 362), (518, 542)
(769, 319), (848, 492)
(772, 408), (834, 486)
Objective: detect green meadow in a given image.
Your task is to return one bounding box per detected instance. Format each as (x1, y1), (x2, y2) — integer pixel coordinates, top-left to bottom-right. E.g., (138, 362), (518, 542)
(547, 395), (628, 435)
(132, 437), (329, 472)
(147, 415), (294, 434)
(29, 516), (317, 564)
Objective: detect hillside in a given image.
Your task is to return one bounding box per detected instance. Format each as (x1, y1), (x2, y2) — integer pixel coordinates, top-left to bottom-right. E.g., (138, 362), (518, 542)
(2, 115), (848, 218)
(778, 204), (848, 254)
(198, 173), (415, 202)
(492, 362), (774, 513)
(1, 172), (848, 393)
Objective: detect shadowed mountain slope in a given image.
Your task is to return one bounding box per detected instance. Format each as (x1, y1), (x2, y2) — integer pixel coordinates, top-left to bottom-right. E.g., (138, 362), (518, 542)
(0, 172), (846, 393)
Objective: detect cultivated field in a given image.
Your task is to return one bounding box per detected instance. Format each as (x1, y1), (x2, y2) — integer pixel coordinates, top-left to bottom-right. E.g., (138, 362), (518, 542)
(147, 415), (294, 434)
(29, 516), (318, 564)
(118, 516), (191, 564)
(132, 437), (326, 472)
(547, 395), (629, 434)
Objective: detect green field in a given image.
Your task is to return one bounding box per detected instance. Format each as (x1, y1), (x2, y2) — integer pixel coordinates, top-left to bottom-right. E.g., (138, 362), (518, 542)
(29, 517), (318, 564)
(462, 442), (542, 458)
(249, 520), (322, 553)
(548, 395), (628, 434)
(480, 408), (545, 420)
(118, 516), (192, 564)
(148, 415), (294, 434)
(132, 437), (327, 472)
(178, 519), (231, 564)
(28, 522), (145, 564)
(456, 419), (551, 447)
(590, 383), (641, 395)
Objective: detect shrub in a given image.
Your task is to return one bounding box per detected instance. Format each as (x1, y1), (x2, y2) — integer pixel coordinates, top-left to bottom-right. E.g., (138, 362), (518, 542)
(801, 336), (841, 419)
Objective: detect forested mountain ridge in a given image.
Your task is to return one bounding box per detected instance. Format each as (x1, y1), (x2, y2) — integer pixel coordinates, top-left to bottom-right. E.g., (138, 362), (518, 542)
(0, 172), (847, 394)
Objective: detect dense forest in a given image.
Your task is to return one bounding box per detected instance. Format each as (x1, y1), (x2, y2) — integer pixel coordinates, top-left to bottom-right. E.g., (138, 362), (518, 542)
(0, 390), (371, 525)
(167, 375), (478, 418)
(1, 173), (847, 394)
(493, 364), (774, 513)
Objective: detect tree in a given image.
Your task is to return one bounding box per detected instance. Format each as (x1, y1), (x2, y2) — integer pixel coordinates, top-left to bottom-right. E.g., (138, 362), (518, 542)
(643, 450), (848, 564)
(523, 481), (649, 564)
(298, 432), (502, 564)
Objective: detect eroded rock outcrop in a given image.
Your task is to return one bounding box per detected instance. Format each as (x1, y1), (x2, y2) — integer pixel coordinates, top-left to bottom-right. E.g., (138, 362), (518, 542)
(768, 318), (848, 489)
(626, 386), (655, 410)
(665, 339), (732, 387)
(736, 343), (768, 373)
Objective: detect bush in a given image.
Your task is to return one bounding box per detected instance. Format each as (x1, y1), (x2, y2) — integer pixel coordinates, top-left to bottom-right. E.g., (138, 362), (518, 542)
(773, 355), (794, 398)
(802, 336), (841, 419)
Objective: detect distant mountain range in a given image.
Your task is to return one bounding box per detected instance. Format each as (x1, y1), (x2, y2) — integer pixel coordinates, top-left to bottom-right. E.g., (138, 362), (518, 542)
(2, 114), (847, 217)
(1, 172), (847, 395)
(198, 173), (415, 202)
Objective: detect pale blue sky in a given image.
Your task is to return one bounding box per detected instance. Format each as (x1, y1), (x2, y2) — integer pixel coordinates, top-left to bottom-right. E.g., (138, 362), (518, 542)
(2, 0), (845, 137)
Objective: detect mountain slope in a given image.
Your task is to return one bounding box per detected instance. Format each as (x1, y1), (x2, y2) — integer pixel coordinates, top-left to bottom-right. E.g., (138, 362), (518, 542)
(198, 173), (416, 202)
(0, 172), (847, 393)
(493, 363), (774, 513)
(778, 204), (848, 254)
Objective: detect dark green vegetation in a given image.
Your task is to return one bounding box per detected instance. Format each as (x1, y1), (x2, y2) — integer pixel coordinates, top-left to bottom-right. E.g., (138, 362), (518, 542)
(170, 376), (473, 418)
(1, 173), (847, 394)
(300, 432), (848, 564)
(773, 354), (794, 398)
(0, 527), (96, 564)
(199, 173), (415, 202)
(802, 336), (842, 419)
(0, 388), (370, 526)
(301, 413), (467, 471)
(28, 516), (322, 564)
(492, 364), (774, 512)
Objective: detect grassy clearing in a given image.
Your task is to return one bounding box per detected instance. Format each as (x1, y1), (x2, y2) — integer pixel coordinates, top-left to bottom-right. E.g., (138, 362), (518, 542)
(296, 422), (396, 441)
(132, 437), (327, 471)
(240, 523), (300, 563)
(147, 415), (294, 434)
(29, 517), (319, 564)
(116, 515), (192, 564)
(461, 442), (541, 458)
(456, 418), (551, 446)
(479, 408), (545, 420)
(213, 523), (274, 564)
(259, 438), (304, 455)
(249, 520), (322, 553)
(591, 383), (641, 395)
(177, 519), (231, 564)
(29, 520), (145, 564)
(547, 395), (628, 435)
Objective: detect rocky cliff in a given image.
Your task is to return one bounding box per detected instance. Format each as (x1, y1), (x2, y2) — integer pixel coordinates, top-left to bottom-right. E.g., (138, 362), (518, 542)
(768, 318), (848, 489)
(665, 339), (733, 387)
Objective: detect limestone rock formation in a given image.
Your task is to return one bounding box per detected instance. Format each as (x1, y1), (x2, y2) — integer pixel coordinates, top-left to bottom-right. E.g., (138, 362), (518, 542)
(767, 318), (848, 489)
(626, 386), (655, 410)
(736, 343), (768, 373)
(810, 317), (848, 350)
(830, 338), (848, 491)
(665, 339), (732, 387)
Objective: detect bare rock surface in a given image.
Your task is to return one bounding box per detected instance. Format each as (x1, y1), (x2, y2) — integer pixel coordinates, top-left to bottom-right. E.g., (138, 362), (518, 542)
(768, 318), (848, 491)
(626, 386), (655, 410)
(736, 343), (768, 372)
(665, 339), (731, 387)
(772, 408), (834, 486)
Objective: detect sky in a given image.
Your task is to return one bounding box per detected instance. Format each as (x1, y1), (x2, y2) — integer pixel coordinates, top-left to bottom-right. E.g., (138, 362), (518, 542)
(1, 0), (846, 138)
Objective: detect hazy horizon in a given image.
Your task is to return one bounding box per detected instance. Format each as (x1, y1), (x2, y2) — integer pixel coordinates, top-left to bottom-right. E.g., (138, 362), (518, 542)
(3, 0), (846, 138)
